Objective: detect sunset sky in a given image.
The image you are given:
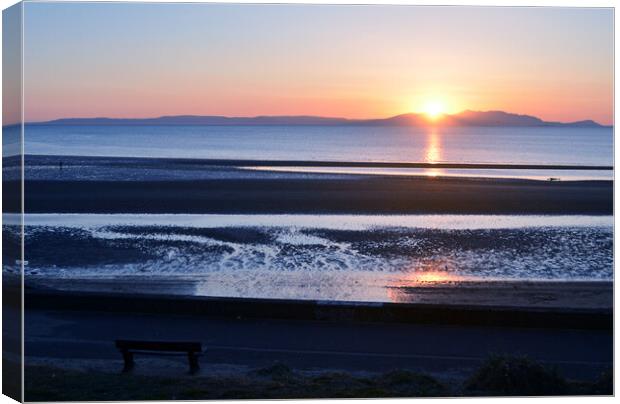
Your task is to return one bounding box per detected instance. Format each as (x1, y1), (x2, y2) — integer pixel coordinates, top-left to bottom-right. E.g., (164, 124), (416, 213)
(22, 3), (613, 125)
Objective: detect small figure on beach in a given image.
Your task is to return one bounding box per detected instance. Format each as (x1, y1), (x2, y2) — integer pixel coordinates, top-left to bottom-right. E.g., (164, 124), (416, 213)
(59, 161), (64, 170)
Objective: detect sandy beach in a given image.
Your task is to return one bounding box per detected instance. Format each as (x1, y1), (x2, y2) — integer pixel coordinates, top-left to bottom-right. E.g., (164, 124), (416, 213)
(24, 276), (612, 312)
(9, 176), (612, 214)
(0, 155), (610, 214)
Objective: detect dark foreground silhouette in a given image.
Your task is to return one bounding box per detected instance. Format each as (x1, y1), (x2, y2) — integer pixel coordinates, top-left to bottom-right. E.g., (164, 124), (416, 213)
(22, 357), (612, 401)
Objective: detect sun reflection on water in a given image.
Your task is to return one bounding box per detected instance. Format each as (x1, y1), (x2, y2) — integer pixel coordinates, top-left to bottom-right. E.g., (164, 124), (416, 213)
(425, 130), (442, 162)
(408, 270), (460, 283)
(423, 129), (444, 177)
(386, 259), (466, 303)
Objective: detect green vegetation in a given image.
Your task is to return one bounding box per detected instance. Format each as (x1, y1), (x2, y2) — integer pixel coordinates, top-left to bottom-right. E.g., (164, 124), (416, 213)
(24, 357), (612, 401)
(465, 355), (567, 395)
(464, 355), (612, 396)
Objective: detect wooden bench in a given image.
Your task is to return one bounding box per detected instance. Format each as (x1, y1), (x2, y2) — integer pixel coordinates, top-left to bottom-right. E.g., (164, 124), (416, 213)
(115, 339), (203, 374)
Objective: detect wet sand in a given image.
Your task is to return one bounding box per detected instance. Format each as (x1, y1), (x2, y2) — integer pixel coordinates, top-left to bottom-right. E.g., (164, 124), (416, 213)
(21, 154), (614, 170)
(3, 154), (612, 214)
(387, 280), (612, 309)
(25, 277), (612, 311)
(6, 177), (611, 214)
(20, 279), (612, 330)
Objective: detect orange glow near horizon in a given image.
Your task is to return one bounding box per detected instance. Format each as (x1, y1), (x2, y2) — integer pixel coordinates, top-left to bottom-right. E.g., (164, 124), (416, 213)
(23, 55), (612, 124)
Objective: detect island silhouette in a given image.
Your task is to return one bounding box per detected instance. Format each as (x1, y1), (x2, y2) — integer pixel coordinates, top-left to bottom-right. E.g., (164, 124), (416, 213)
(29, 110), (605, 127)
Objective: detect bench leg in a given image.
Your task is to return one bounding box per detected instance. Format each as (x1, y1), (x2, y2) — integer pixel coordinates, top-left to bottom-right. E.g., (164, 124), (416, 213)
(188, 352), (199, 374)
(121, 350), (134, 373)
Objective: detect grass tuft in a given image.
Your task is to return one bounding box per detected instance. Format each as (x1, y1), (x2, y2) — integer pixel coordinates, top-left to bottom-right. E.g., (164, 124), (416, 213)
(253, 363), (296, 382)
(464, 354), (568, 396)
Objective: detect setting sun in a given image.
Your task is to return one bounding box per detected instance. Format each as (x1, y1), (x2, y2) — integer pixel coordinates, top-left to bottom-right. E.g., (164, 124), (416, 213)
(422, 100), (446, 120)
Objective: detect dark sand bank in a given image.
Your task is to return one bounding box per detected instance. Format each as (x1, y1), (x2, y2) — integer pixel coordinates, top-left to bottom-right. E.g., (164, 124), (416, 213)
(5, 154), (612, 213)
(21, 154), (615, 170)
(25, 277), (613, 310)
(7, 177), (612, 214)
(21, 278), (612, 329)
(387, 281), (612, 309)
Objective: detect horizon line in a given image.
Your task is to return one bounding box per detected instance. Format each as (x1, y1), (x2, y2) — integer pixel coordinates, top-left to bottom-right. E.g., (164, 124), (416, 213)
(21, 109), (609, 126)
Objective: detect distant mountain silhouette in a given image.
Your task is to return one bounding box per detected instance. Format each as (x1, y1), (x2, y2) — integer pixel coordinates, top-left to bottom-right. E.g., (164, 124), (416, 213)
(445, 110), (604, 127)
(30, 110), (606, 127)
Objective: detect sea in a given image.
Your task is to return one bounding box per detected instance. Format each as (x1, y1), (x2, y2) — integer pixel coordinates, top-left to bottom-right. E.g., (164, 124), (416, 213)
(16, 124), (614, 165)
(3, 124), (614, 301)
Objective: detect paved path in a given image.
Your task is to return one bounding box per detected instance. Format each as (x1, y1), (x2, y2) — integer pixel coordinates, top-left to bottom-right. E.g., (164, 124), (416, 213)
(23, 308), (612, 381)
